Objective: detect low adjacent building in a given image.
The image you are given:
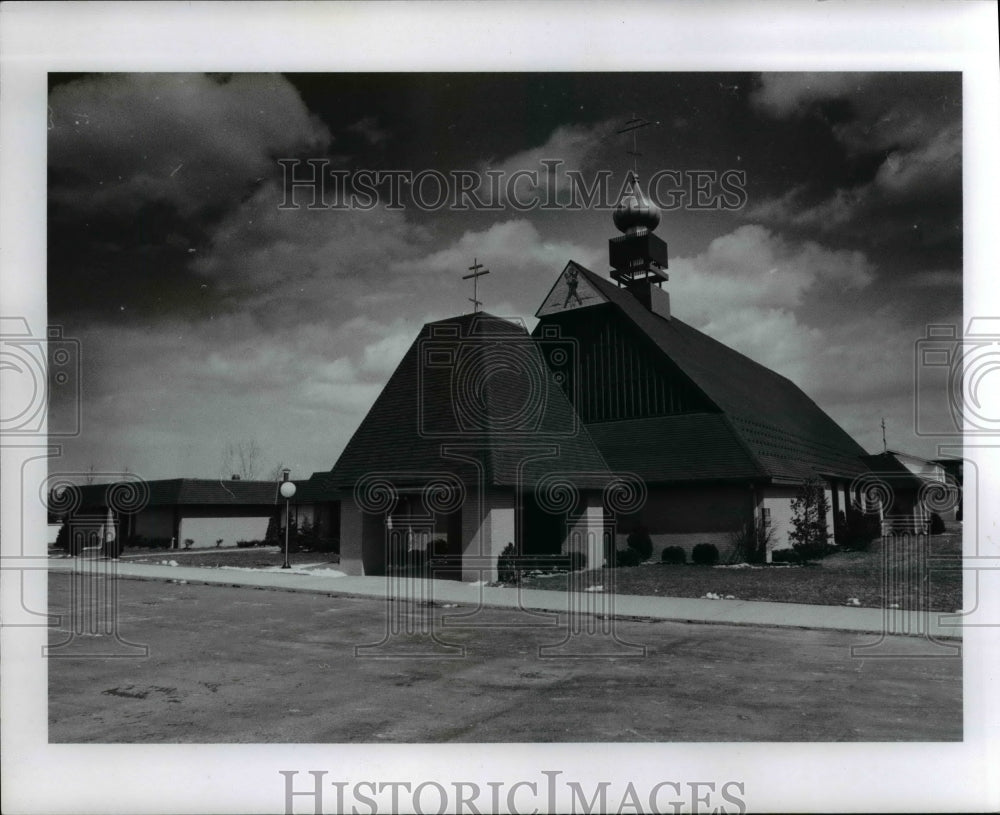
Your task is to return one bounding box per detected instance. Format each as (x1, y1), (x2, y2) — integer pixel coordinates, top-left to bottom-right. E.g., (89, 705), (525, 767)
(52, 478), (285, 551)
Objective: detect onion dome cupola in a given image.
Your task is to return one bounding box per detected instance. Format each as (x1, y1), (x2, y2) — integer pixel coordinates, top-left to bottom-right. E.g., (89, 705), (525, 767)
(613, 171), (662, 234)
(609, 171), (671, 319)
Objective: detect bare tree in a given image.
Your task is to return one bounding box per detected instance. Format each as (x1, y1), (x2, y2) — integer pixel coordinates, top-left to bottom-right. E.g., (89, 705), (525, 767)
(220, 439), (263, 480)
(267, 460), (288, 482)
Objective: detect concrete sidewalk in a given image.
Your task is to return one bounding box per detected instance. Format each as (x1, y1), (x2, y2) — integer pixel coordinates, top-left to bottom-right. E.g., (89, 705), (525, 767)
(48, 558), (963, 640)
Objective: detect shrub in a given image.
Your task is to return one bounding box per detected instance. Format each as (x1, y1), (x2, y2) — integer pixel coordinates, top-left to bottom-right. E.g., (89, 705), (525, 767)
(264, 512), (280, 546)
(613, 547), (641, 567)
(771, 548), (801, 564)
(497, 542), (519, 584)
(835, 508), (880, 551)
(54, 522), (69, 552)
(660, 546), (686, 565)
(125, 535), (171, 549)
(691, 543), (719, 566)
(626, 526), (653, 561)
(727, 519), (774, 564)
(928, 512), (946, 534)
(183, 538), (194, 550)
(789, 478), (832, 562)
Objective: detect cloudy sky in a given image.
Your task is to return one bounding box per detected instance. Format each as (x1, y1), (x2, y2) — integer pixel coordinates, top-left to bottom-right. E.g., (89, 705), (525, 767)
(47, 71), (962, 482)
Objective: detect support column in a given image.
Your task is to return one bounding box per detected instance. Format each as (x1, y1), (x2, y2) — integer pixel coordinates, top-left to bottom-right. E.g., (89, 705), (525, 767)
(564, 494), (607, 571)
(460, 488), (514, 583)
(339, 496), (364, 575)
(361, 509), (387, 575)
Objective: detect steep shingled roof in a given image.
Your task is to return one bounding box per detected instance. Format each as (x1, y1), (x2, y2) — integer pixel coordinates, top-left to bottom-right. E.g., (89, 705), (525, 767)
(585, 413), (766, 483)
(328, 312), (612, 491)
(552, 262), (871, 484)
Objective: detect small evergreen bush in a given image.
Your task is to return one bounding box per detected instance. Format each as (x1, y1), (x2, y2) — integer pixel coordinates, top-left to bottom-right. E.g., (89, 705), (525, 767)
(626, 526), (653, 561)
(789, 478), (832, 562)
(497, 542), (519, 584)
(54, 522), (70, 553)
(264, 512), (280, 546)
(616, 547), (643, 567)
(660, 546), (686, 565)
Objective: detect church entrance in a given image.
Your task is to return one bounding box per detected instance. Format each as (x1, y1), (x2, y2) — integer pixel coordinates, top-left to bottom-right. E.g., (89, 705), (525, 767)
(519, 490), (568, 557)
(383, 495), (463, 581)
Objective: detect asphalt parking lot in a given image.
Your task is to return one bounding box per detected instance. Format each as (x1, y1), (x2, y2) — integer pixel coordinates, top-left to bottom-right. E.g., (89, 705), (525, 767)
(48, 572), (962, 742)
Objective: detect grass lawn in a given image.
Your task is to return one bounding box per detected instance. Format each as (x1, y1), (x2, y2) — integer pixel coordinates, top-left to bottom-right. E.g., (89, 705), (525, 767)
(520, 524), (963, 612)
(121, 546), (340, 570)
(115, 526), (963, 612)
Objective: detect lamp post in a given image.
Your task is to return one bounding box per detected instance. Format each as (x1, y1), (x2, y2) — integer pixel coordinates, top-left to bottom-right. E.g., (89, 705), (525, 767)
(279, 469), (296, 569)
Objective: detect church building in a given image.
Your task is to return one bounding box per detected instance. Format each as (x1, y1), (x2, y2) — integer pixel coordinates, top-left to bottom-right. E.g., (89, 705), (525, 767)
(321, 172), (876, 581)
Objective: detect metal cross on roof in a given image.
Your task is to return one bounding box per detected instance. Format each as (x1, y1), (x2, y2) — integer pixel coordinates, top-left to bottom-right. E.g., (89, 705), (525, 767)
(617, 115), (655, 178)
(462, 257), (490, 313)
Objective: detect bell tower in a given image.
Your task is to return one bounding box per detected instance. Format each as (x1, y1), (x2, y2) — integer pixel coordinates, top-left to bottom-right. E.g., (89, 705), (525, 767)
(609, 115), (670, 319)
(609, 171), (671, 319)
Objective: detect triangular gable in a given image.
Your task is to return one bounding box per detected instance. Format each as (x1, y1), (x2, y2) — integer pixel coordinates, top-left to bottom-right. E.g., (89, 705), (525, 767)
(535, 261), (609, 318)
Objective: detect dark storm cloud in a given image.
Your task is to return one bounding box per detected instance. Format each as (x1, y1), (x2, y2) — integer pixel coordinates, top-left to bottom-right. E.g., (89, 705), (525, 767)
(48, 73), (331, 322)
(746, 72), (961, 278)
(49, 73), (330, 217)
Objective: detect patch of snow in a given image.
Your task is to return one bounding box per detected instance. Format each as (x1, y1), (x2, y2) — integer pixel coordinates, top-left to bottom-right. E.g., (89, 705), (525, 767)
(584, 585), (604, 593)
(846, 597), (861, 606)
(168, 560), (179, 567)
(468, 580), (488, 587)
